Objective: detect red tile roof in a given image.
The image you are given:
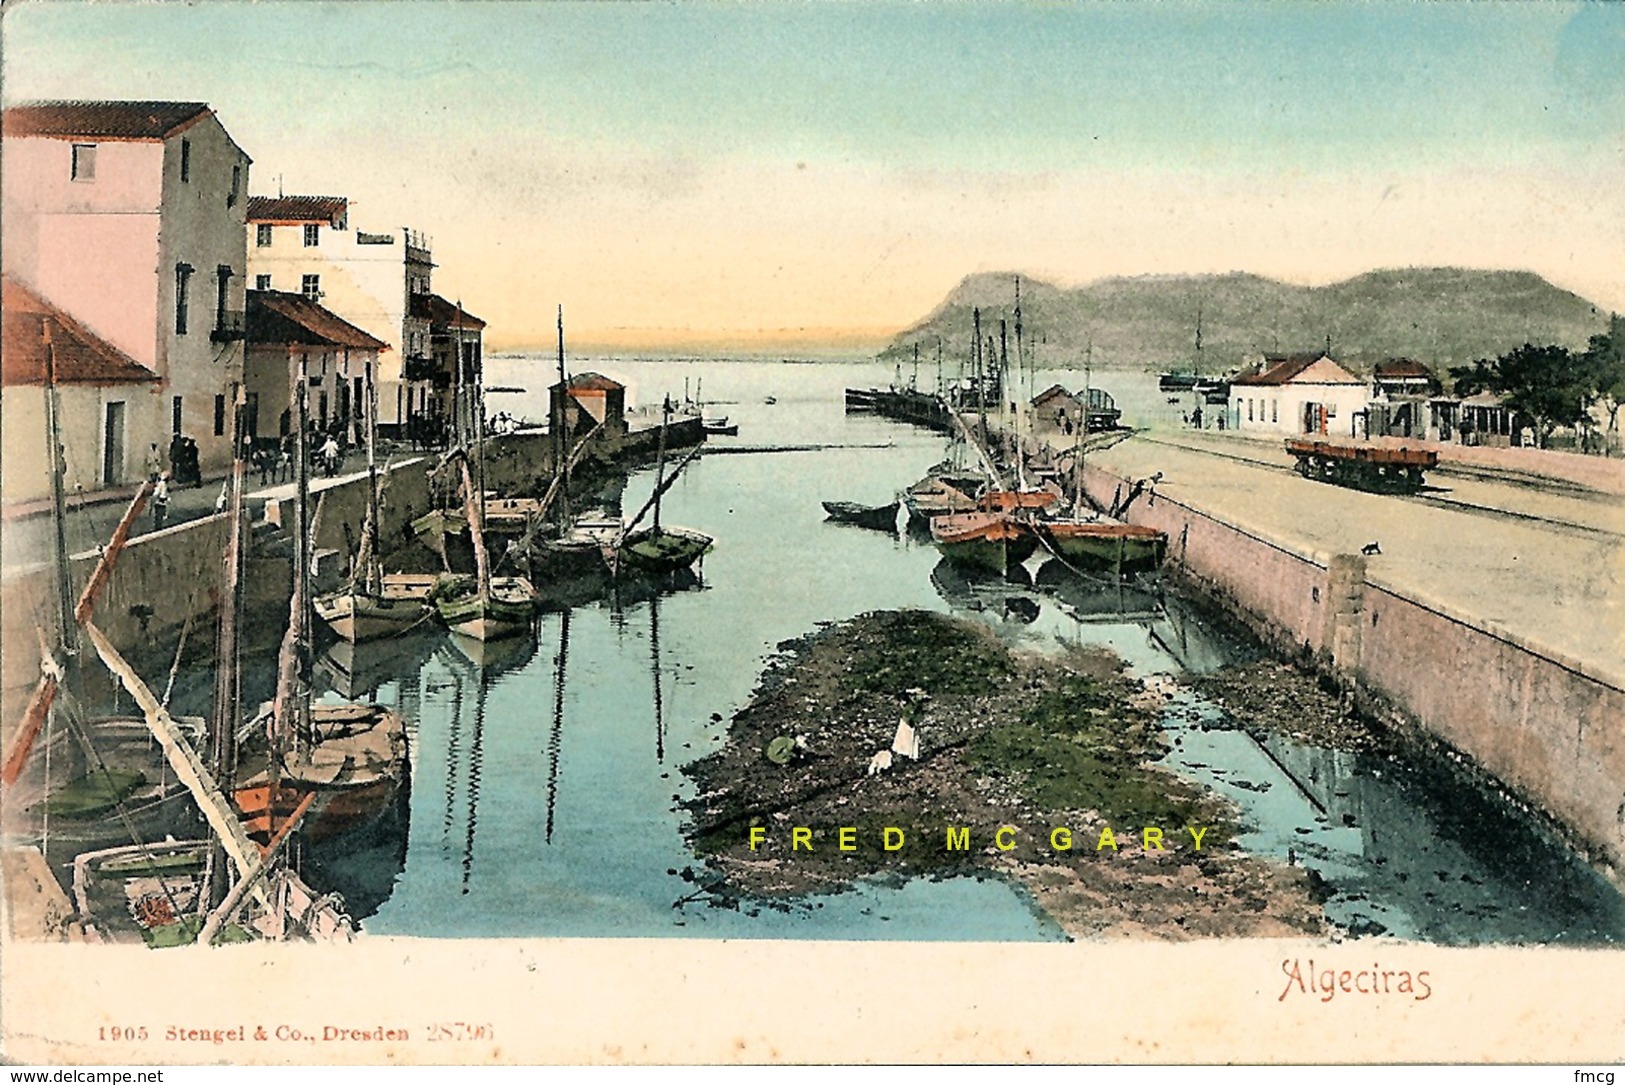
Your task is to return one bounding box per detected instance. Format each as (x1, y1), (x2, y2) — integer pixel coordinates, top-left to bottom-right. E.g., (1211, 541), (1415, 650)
(409, 292), (487, 330)
(246, 195), (348, 225)
(1374, 358), (1433, 380)
(247, 291), (389, 351)
(1233, 352), (1360, 386)
(554, 372), (624, 393)
(2, 276), (160, 387)
(3, 100), (213, 141)
(1031, 383), (1078, 406)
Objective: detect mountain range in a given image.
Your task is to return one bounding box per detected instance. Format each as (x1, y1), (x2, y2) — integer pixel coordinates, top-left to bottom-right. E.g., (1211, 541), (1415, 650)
(880, 268), (1612, 374)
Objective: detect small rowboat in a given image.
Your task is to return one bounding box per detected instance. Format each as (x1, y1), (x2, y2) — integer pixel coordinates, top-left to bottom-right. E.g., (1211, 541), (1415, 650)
(821, 499), (900, 531)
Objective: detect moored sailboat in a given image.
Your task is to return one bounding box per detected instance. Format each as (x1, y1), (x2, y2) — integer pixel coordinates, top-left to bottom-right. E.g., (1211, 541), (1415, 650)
(315, 355), (433, 641)
(611, 404), (712, 578)
(234, 355), (410, 848)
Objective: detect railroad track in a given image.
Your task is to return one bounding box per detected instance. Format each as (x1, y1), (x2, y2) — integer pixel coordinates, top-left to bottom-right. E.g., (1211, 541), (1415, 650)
(1133, 434), (1624, 542)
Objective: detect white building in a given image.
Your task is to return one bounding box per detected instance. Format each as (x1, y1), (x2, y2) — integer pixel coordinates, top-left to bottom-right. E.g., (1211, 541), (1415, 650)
(1228, 352), (1368, 437)
(243, 289), (387, 449)
(246, 196), (440, 438)
(2, 100), (251, 480)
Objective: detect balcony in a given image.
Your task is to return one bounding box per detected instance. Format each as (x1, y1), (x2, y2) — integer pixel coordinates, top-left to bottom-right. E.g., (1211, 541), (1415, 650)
(211, 310), (245, 343)
(404, 354), (439, 382)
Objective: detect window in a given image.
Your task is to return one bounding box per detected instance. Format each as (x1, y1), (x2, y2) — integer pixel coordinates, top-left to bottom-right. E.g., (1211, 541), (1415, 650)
(180, 139), (191, 182)
(1271, 400), (1278, 424)
(256, 224), (272, 247)
(228, 165), (241, 208)
(172, 396), (183, 435)
(215, 265), (232, 329)
(1247, 399), (1254, 422)
(304, 224), (320, 247)
(301, 274), (320, 301)
(255, 274), (272, 291)
(175, 263), (193, 334)
(71, 144), (96, 181)
(214, 394), (227, 437)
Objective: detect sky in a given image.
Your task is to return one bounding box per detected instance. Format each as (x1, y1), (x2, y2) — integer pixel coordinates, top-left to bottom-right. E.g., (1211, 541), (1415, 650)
(3, 0), (1622, 351)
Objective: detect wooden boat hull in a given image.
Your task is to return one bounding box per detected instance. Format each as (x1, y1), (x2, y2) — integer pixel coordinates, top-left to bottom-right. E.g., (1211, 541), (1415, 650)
(1041, 520), (1167, 572)
(532, 537), (610, 579)
(930, 512), (1038, 576)
(903, 477), (978, 521)
(433, 575), (538, 640)
(233, 703), (409, 846)
(617, 526), (713, 576)
(821, 500), (900, 531)
(313, 587), (432, 642)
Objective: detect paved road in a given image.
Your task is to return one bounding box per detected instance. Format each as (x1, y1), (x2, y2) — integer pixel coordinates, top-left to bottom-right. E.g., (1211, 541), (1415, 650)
(1, 448), (379, 573)
(1085, 431), (1624, 679)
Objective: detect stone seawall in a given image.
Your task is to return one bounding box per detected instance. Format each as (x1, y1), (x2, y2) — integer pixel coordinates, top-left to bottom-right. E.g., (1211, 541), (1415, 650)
(1080, 458), (1625, 884)
(0, 418), (704, 732)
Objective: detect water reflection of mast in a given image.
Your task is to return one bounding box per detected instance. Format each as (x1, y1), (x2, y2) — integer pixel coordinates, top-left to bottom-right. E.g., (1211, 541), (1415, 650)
(460, 662), (486, 894)
(441, 666), (465, 850)
(650, 595), (665, 763)
(543, 609), (571, 844)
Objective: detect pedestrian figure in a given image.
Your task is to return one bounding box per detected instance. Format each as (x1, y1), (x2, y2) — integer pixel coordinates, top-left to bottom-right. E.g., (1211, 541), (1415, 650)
(320, 434), (341, 477)
(151, 474), (171, 531)
(143, 442), (163, 482)
(279, 435), (295, 483)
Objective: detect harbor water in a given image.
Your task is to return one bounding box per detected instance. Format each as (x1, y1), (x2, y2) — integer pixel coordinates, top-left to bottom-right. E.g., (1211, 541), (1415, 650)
(201, 356), (1625, 941)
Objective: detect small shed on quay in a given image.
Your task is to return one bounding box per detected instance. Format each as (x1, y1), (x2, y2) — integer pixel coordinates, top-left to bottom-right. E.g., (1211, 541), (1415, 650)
(549, 372), (627, 439)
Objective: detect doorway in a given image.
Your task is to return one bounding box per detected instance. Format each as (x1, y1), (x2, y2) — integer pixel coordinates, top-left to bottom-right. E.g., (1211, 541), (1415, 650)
(103, 401), (126, 485)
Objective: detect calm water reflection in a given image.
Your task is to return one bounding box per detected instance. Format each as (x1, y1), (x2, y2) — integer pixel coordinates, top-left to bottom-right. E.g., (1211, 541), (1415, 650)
(290, 356), (1624, 943)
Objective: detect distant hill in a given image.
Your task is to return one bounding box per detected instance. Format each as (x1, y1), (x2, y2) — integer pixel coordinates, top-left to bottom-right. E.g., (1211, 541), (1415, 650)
(880, 268), (1612, 374)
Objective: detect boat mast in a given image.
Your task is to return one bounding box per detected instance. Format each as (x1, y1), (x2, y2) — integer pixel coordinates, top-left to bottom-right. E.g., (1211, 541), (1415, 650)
(364, 352), (382, 596)
(1074, 341), (1092, 513)
(555, 305), (572, 526)
(651, 401), (670, 533)
(205, 381), (246, 912)
(1194, 302), (1204, 377)
(1000, 318), (1019, 488)
(464, 298), (488, 541)
(1014, 275), (1024, 421)
(273, 352), (313, 758)
(973, 307), (986, 448)
(42, 327), (76, 663)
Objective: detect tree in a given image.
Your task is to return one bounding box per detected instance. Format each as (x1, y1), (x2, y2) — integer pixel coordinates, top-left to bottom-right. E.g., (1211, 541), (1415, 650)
(1448, 342), (1595, 449)
(1583, 314), (1625, 448)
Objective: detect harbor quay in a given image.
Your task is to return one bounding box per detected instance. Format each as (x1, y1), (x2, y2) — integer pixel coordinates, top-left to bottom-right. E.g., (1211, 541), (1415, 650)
(0, 412), (703, 728)
(1066, 426), (1625, 885)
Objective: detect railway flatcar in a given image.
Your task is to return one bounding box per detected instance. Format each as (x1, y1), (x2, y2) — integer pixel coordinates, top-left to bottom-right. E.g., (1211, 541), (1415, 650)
(1285, 437), (1437, 494)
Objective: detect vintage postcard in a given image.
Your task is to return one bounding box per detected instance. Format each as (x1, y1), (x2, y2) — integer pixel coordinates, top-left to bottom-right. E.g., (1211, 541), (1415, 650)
(1, 0), (1621, 1068)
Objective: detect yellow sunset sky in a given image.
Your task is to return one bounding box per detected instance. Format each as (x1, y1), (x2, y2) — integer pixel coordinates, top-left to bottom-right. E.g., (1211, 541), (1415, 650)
(4, 1), (1622, 351)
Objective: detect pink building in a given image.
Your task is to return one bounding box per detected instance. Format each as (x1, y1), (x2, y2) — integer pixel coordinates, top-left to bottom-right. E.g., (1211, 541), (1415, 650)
(2, 101), (252, 483)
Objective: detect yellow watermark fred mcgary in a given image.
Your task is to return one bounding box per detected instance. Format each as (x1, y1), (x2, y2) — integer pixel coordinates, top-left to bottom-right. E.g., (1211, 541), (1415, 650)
(747, 824), (1213, 852)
